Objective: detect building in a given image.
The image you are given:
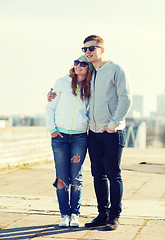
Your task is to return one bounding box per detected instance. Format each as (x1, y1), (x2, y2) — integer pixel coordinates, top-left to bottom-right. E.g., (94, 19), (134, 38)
(127, 95), (143, 118)
(150, 92), (165, 135)
(0, 117), (13, 128)
(157, 94), (165, 116)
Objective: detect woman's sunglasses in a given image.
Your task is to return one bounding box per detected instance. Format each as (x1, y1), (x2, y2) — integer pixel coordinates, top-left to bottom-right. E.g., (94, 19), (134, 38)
(81, 45), (102, 53)
(74, 60), (88, 67)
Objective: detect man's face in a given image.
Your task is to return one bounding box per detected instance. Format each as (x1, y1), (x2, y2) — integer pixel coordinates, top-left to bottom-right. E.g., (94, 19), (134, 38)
(83, 40), (103, 63)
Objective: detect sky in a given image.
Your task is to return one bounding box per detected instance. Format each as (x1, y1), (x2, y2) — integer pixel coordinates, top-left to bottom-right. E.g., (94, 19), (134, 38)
(0, 0), (165, 117)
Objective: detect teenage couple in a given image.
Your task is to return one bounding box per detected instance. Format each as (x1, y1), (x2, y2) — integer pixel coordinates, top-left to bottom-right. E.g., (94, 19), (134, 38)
(46, 35), (132, 230)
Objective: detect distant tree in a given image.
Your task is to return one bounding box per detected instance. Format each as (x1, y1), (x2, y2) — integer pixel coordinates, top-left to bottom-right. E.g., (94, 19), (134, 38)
(159, 126), (165, 147)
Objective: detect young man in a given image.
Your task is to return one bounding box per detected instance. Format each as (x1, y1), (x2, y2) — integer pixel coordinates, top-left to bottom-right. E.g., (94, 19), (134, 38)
(81, 35), (132, 230)
(48, 35), (132, 231)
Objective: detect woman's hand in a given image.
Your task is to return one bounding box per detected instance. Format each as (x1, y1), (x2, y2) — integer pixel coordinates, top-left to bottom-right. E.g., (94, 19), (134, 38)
(51, 131), (63, 138)
(47, 88), (57, 102)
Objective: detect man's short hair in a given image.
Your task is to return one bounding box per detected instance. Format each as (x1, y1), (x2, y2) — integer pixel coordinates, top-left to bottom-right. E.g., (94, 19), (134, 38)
(83, 35), (104, 46)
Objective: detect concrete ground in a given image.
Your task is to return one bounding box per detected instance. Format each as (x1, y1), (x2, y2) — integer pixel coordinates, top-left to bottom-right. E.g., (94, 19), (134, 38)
(0, 148), (165, 240)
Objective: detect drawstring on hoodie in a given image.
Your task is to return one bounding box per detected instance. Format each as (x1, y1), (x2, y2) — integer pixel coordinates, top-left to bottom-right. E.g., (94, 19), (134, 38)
(70, 85), (80, 130)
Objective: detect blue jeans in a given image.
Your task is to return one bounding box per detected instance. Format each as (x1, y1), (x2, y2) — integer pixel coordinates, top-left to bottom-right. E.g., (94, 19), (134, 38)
(51, 132), (87, 216)
(88, 129), (126, 218)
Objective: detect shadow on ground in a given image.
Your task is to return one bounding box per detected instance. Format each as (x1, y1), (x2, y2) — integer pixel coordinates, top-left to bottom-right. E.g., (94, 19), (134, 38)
(0, 224), (91, 240)
(122, 162), (165, 174)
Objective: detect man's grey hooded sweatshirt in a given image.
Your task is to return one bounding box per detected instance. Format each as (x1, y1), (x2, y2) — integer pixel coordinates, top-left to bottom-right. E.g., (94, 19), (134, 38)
(88, 60), (132, 133)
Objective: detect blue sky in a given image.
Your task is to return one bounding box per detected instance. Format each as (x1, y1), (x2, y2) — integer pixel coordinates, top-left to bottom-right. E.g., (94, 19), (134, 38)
(0, 0), (165, 116)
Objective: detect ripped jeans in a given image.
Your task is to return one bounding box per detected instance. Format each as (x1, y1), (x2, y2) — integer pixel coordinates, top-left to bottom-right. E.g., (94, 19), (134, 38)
(51, 132), (87, 216)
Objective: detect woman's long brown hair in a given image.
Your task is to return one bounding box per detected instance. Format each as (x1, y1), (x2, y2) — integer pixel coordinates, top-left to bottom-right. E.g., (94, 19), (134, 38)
(69, 67), (91, 100)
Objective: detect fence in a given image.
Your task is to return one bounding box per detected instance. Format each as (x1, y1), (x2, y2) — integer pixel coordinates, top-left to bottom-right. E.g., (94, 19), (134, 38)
(0, 127), (53, 169)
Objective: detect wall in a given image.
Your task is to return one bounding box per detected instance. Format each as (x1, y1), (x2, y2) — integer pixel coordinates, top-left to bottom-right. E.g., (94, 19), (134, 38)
(0, 127), (53, 169)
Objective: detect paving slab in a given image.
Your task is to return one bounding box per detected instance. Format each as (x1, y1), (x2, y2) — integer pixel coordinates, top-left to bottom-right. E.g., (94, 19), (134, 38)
(0, 148), (165, 240)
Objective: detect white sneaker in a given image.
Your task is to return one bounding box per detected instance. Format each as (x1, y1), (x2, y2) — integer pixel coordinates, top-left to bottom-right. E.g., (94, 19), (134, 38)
(59, 215), (70, 227)
(70, 214), (80, 227)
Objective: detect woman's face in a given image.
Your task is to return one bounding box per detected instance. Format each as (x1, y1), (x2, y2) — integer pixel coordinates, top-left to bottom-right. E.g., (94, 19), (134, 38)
(74, 58), (89, 81)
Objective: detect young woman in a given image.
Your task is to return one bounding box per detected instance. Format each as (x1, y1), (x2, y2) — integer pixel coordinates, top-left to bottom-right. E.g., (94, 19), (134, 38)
(46, 55), (93, 227)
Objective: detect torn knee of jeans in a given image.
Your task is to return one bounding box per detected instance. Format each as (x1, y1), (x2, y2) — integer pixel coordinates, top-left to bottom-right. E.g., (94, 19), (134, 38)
(72, 184), (81, 191)
(53, 178), (66, 189)
(71, 155), (80, 163)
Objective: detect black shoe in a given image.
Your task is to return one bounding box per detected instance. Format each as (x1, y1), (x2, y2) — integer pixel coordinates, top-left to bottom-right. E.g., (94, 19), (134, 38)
(105, 217), (119, 231)
(85, 214), (108, 228)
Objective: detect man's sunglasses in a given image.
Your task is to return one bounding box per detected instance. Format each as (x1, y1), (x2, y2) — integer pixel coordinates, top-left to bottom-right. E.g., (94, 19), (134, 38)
(81, 45), (102, 53)
(74, 60), (88, 67)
